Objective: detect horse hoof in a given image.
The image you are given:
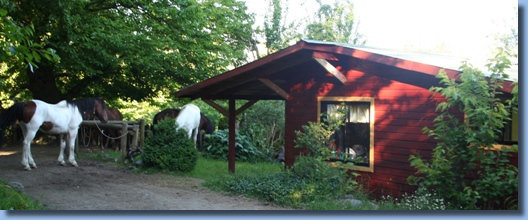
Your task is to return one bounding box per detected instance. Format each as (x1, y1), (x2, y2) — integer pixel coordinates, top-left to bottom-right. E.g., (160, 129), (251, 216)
(59, 162), (66, 166)
(71, 162), (78, 167)
(24, 167), (31, 171)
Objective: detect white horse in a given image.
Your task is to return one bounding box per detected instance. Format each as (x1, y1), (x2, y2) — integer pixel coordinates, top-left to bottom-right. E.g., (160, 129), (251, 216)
(0, 98), (108, 170)
(175, 104), (201, 147)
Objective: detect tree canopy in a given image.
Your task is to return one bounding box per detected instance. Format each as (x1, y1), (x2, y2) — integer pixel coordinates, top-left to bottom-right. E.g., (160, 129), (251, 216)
(305, 0), (365, 45)
(1, 0), (253, 104)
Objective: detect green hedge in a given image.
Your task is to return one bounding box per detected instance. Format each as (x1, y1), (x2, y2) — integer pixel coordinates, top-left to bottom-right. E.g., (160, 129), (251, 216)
(143, 118), (198, 172)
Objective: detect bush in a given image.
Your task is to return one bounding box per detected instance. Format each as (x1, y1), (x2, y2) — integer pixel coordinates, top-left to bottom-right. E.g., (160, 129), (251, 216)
(408, 52), (518, 209)
(218, 156), (353, 209)
(143, 118), (198, 172)
(239, 100), (285, 159)
(202, 129), (267, 162)
(292, 155), (347, 186)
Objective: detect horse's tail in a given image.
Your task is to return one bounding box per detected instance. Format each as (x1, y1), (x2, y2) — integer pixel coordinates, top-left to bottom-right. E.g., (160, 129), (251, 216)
(0, 102), (25, 144)
(151, 112), (163, 135)
(0, 102), (25, 129)
(152, 112), (160, 127)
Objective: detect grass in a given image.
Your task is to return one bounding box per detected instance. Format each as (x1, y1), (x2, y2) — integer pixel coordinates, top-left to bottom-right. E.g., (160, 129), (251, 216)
(0, 180), (46, 210)
(188, 157), (283, 180)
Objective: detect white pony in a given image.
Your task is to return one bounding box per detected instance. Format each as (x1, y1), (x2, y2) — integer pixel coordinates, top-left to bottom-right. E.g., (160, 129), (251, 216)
(175, 104), (201, 147)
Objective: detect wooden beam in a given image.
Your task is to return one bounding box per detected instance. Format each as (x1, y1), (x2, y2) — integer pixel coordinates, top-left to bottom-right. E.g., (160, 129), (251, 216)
(314, 58), (347, 84)
(258, 78), (289, 100)
(228, 98), (236, 173)
(235, 100), (258, 116)
(202, 99), (229, 117)
(312, 51), (339, 61)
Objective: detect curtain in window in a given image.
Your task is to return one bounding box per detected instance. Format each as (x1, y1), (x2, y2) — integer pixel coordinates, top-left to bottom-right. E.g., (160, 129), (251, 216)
(348, 104), (369, 123)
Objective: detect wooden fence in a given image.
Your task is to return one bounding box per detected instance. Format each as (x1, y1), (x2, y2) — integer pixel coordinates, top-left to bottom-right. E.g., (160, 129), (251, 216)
(77, 120), (146, 162)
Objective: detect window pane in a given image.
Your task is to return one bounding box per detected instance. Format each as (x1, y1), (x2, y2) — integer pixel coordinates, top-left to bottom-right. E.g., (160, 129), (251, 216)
(348, 104), (369, 123)
(356, 104), (370, 123)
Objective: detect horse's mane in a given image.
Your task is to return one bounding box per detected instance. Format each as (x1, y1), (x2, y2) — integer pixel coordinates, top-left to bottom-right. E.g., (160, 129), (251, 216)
(68, 98), (95, 113)
(68, 98), (105, 115)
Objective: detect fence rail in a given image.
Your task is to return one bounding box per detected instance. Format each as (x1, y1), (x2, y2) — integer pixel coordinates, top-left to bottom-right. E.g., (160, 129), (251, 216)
(78, 119), (145, 162)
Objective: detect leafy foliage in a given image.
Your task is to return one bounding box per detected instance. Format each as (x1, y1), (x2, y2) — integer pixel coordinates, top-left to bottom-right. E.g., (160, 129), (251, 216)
(1, 0), (253, 103)
(218, 157), (353, 209)
(0, 3), (59, 72)
(202, 129), (267, 163)
(294, 106), (346, 160)
(239, 100), (285, 160)
(0, 180), (46, 210)
(143, 118), (197, 172)
(221, 109), (360, 208)
(408, 52), (518, 210)
(262, 0), (301, 54)
(304, 0), (365, 44)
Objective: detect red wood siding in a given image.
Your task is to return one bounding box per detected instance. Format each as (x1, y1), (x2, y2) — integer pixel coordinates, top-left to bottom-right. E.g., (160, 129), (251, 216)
(284, 65), (441, 198)
(282, 60), (517, 199)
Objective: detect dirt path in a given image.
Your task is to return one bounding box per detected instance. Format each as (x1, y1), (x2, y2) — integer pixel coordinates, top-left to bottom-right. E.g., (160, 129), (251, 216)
(0, 143), (288, 210)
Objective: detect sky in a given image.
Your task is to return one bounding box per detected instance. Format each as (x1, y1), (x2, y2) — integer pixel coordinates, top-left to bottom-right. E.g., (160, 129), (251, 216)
(245, 0), (518, 71)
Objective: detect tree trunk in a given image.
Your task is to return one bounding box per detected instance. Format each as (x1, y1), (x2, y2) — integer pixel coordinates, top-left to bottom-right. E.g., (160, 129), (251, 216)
(26, 65), (64, 103)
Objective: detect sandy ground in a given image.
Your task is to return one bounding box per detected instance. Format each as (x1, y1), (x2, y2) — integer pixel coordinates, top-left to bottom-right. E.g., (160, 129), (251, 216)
(0, 142), (289, 210)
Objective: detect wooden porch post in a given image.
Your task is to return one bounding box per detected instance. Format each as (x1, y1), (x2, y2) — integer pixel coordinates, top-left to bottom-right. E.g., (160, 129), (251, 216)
(228, 98), (236, 173)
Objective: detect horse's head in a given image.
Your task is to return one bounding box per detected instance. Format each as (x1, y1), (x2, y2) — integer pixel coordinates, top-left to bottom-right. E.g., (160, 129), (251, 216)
(201, 114), (215, 134)
(93, 98), (108, 123)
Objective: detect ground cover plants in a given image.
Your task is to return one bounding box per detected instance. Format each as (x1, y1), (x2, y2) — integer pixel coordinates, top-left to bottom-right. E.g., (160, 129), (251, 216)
(0, 180), (46, 210)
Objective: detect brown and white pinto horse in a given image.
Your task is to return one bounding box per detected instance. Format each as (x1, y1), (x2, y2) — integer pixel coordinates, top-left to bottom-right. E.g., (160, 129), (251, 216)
(0, 98), (108, 170)
(152, 106), (214, 150)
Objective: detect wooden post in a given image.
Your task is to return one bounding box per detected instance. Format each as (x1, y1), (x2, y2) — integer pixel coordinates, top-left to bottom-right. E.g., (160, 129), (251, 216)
(120, 123), (127, 162)
(139, 119), (145, 148)
(228, 98), (236, 173)
(131, 124), (139, 150)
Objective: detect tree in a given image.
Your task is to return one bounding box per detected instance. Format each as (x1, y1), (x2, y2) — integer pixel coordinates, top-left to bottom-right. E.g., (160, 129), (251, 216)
(408, 52), (518, 209)
(246, 0), (301, 59)
(0, 3), (59, 69)
(1, 1), (59, 100)
(263, 0), (301, 54)
(0, 0), (253, 104)
(304, 0), (365, 45)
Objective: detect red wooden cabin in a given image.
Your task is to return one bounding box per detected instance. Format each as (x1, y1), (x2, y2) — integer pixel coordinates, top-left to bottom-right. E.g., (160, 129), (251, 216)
(174, 40), (517, 198)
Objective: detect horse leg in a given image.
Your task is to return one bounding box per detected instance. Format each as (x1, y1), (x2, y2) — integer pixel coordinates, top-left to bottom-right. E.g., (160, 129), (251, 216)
(57, 134), (67, 166)
(191, 127), (199, 148)
(197, 131), (202, 151)
(20, 127), (36, 170)
(67, 131), (79, 167)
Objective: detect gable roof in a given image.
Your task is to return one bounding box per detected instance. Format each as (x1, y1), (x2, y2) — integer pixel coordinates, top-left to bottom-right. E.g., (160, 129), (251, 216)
(174, 40), (514, 100)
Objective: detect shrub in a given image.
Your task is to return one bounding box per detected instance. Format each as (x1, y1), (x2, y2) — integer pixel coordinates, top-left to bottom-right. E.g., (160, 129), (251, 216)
(218, 156), (354, 209)
(143, 118), (197, 172)
(291, 155), (353, 198)
(408, 52), (518, 209)
(239, 100), (285, 159)
(202, 129), (267, 162)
